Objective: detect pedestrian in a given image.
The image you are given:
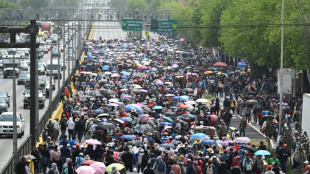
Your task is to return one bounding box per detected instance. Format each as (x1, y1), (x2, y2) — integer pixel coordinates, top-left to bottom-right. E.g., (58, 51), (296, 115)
(121, 146), (136, 172)
(59, 115), (67, 141)
(144, 163), (156, 174)
(171, 161), (181, 174)
(239, 115), (247, 137)
(242, 155), (253, 174)
(303, 161), (310, 174)
(264, 165), (275, 174)
(15, 156), (26, 174)
(67, 117), (75, 141)
(279, 144), (289, 173)
(49, 163), (59, 174)
(153, 156), (166, 174)
(31, 146), (41, 173)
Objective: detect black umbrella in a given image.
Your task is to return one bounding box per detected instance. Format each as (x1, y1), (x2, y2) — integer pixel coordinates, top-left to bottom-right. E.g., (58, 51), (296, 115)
(97, 122), (115, 130)
(136, 125), (154, 132)
(245, 100), (258, 105)
(240, 144), (257, 152)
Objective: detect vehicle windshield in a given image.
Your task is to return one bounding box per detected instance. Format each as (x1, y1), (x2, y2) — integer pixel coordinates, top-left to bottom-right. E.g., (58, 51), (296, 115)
(16, 51), (23, 55)
(0, 93), (6, 98)
(21, 62), (27, 66)
(46, 64), (60, 70)
(0, 114), (20, 121)
(19, 73), (30, 78)
(0, 98), (5, 103)
(38, 63), (44, 68)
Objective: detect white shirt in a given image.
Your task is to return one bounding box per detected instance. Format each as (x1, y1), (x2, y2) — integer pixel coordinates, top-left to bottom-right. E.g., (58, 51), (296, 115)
(67, 118), (75, 130)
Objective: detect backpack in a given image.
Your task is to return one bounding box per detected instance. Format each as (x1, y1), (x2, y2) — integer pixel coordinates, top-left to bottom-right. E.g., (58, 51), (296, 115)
(245, 160), (252, 171)
(157, 161), (165, 172)
(191, 164), (197, 174)
(53, 151), (61, 161)
(206, 164), (214, 174)
(48, 169), (54, 174)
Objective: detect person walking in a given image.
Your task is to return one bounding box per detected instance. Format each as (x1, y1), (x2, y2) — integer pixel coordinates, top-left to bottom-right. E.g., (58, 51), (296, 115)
(153, 156), (166, 174)
(144, 163), (155, 174)
(239, 115), (247, 137)
(67, 117), (75, 141)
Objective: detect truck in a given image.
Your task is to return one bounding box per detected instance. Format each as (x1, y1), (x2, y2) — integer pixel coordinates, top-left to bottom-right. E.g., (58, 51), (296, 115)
(2, 58), (20, 78)
(41, 23), (51, 37)
(302, 94), (310, 136)
(23, 89), (45, 109)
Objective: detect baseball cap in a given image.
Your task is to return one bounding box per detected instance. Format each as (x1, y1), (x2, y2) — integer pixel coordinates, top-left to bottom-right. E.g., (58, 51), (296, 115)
(304, 161), (309, 164)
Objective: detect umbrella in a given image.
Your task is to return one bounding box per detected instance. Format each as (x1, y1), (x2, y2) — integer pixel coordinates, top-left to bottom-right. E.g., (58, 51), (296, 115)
(141, 117), (155, 122)
(179, 104), (190, 109)
(155, 81), (164, 85)
(93, 109), (104, 114)
(254, 150), (271, 156)
(159, 122), (173, 126)
(120, 135), (136, 140)
(76, 166), (96, 174)
(90, 162), (106, 174)
(124, 104), (144, 115)
(220, 140), (234, 146)
(245, 100), (258, 105)
(214, 61), (228, 67)
(24, 155), (36, 160)
(196, 98), (208, 103)
(203, 71), (213, 75)
(138, 114), (150, 119)
(261, 110), (269, 115)
(85, 139), (102, 145)
(139, 89), (148, 93)
(153, 106), (164, 110)
(163, 116), (174, 123)
(122, 95), (133, 98)
(209, 114), (218, 121)
(97, 113), (110, 117)
(240, 144), (257, 152)
(191, 133), (207, 140)
(181, 114), (197, 119)
(179, 96), (189, 101)
(138, 65), (147, 70)
(234, 137), (251, 144)
(165, 94), (175, 97)
(183, 88), (193, 92)
(201, 139), (216, 146)
(165, 112), (175, 115)
(81, 160), (96, 166)
(136, 125), (154, 132)
(120, 117), (133, 121)
(114, 119), (124, 124)
(80, 71), (92, 74)
(185, 101), (196, 105)
(106, 163), (125, 172)
(107, 103), (118, 107)
(97, 122), (115, 130)
(126, 140), (142, 146)
(160, 143), (175, 148)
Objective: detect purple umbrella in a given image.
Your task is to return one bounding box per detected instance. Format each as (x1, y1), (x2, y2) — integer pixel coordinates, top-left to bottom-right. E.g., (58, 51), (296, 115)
(138, 114), (150, 119)
(220, 140), (234, 146)
(123, 95), (133, 98)
(139, 89), (148, 93)
(234, 137), (251, 144)
(155, 80), (163, 85)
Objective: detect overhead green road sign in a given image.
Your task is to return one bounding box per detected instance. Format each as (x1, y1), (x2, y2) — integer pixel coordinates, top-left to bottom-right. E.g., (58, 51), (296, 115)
(151, 19), (178, 33)
(122, 19), (143, 31)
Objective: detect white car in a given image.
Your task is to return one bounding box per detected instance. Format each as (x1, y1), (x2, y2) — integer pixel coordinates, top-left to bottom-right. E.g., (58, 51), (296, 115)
(0, 112), (25, 138)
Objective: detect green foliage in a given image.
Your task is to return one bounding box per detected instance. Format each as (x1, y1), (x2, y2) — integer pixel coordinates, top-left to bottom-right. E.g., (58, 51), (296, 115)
(54, 0), (80, 7)
(19, 0), (48, 8)
(125, 0), (148, 10)
(0, 0), (16, 8)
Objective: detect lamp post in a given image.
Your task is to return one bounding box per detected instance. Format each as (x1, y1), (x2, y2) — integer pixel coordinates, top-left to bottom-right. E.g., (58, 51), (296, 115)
(279, 0), (284, 135)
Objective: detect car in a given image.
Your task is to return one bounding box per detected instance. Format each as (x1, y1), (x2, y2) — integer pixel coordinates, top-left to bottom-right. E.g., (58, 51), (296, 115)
(37, 63), (46, 75)
(7, 48), (16, 55)
(15, 50), (25, 58)
(0, 112), (25, 138)
(17, 72), (30, 85)
(0, 60), (3, 69)
(20, 61), (29, 71)
(41, 76), (55, 90)
(0, 50), (8, 58)
(52, 48), (60, 57)
(0, 92), (10, 108)
(0, 98), (8, 113)
(23, 90), (45, 109)
(23, 58), (30, 66)
(192, 126), (220, 140)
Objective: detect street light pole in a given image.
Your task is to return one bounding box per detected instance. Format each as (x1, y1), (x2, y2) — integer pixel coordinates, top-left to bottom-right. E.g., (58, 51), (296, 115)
(12, 52), (17, 162)
(279, 0), (284, 135)
(63, 23), (66, 88)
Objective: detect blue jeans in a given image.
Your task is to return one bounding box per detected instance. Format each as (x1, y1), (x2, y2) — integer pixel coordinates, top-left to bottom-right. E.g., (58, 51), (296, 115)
(240, 128), (245, 137)
(68, 129), (75, 141)
(281, 158), (287, 173)
(59, 129), (66, 141)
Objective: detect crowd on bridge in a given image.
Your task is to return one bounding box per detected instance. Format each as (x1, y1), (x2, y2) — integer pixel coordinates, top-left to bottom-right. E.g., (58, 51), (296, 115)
(15, 34), (307, 174)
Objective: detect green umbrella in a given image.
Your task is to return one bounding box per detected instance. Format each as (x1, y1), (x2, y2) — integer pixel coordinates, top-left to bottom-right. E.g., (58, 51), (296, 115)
(106, 163), (125, 172)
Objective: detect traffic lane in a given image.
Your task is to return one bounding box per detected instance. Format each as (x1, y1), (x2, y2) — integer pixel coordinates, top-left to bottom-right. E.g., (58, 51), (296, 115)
(230, 115), (265, 139)
(92, 21), (127, 40)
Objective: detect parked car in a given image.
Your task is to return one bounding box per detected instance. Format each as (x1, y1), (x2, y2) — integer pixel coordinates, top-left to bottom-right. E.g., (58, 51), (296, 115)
(20, 61), (29, 71)
(0, 112), (25, 138)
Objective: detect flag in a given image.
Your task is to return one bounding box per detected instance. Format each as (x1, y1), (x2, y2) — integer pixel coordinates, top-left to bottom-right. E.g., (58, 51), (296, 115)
(209, 127), (214, 140)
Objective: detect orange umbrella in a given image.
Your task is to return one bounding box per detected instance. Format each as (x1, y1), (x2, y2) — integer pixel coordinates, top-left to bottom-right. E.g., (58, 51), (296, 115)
(204, 71), (213, 75)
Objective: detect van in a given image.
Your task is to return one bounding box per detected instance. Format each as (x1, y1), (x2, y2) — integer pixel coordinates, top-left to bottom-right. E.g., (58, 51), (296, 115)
(45, 60), (62, 79)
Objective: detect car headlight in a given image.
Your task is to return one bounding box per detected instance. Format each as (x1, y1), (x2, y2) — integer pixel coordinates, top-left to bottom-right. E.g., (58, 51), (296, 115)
(0, 125), (2, 128)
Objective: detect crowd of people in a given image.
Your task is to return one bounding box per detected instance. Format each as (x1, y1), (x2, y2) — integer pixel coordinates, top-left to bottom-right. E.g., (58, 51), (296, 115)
(15, 34), (307, 174)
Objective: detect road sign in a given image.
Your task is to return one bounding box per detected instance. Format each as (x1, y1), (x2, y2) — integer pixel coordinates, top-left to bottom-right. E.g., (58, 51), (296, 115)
(122, 19), (143, 31)
(151, 19), (177, 33)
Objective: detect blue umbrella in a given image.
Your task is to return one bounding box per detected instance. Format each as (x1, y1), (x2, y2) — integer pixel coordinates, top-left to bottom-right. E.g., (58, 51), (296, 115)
(93, 109), (104, 114)
(160, 143), (174, 148)
(254, 150), (271, 156)
(179, 96), (189, 101)
(163, 116), (174, 123)
(155, 81), (163, 85)
(120, 135), (136, 140)
(170, 141), (182, 145)
(172, 96), (181, 100)
(191, 133), (207, 140)
(262, 110), (269, 115)
(153, 106), (164, 110)
(124, 104), (144, 115)
(159, 122), (173, 126)
(120, 117), (133, 122)
(201, 139), (216, 146)
(182, 114), (197, 119)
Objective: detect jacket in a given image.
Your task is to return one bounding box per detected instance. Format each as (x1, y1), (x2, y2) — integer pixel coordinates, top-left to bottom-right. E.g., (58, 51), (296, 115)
(239, 119), (247, 129)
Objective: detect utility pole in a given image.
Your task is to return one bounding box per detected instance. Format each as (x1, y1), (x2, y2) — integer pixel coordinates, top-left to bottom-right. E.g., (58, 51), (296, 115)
(279, 0), (284, 135)
(63, 23), (66, 88)
(12, 52), (17, 163)
(58, 33), (60, 92)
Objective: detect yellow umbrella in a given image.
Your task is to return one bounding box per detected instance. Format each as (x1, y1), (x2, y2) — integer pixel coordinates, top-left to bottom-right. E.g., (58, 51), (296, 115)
(217, 72), (222, 75)
(204, 71), (213, 75)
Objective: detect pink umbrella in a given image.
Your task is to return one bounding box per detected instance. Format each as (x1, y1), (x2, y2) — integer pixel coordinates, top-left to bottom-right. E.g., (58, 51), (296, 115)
(90, 162), (106, 174)
(85, 139), (102, 145)
(139, 89), (148, 93)
(120, 89), (128, 92)
(111, 73), (119, 77)
(136, 103), (145, 107)
(138, 65), (147, 70)
(123, 95), (133, 98)
(185, 101), (196, 105)
(165, 94), (175, 97)
(142, 117), (155, 122)
(76, 166), (96, 174)
(234, 137), (251, 144)
(220, 140), (234, 146)
(138, 114), (150, 119)
(209, 114), (218, 122)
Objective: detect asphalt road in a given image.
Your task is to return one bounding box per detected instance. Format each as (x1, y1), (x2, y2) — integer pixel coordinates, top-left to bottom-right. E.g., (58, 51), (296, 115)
(0, 46), (74, 170)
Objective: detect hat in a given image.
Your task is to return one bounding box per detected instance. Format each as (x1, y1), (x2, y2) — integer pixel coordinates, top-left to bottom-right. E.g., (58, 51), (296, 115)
(194, 139), (202, 144)
(75, 144), (79, 148)
(108, 132), (113, 136)
(267, 165), (273, 170)
(283, 144), (287, 147)
(154, 143), (159, 147)
(304, 161), (309, 164)
(79, 153), (84, 157)
(85, 155), (90, 160)
(220, 122), (225, 125)
(75, 118), (80, 122)
(131, 109), (136, 112)
(179, 143), (185, 147)
(148, 132), (152, 136)
(138, 147), (144, 152)
(207, 148), (214, 154)
(115, 127), (120, 131)
(164, 132), (168, 136)
(187, 159), (192, 162)
(107, 143), (112, 147)
(233, 157), (238, 161)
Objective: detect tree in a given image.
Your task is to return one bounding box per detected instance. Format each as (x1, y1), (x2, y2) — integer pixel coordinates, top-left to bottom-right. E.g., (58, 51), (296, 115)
(125, 0), (148, 10)
(19, 0), (48, 8)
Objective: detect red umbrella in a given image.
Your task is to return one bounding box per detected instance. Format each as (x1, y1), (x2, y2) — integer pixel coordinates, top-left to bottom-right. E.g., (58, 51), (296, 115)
(179, 38), (185, 42)
(141, 117), (155, 122)
(214, 62), (228, 67)
(138, 79), (143, 82)
(82, 160), (96, 166)
(178, 104), (190, 109)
